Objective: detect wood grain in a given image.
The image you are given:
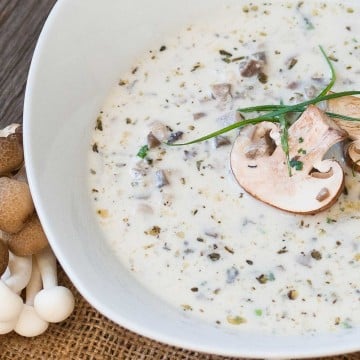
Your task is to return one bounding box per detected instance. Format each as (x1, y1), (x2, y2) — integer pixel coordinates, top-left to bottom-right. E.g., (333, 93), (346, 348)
(0, 0), (56, 127)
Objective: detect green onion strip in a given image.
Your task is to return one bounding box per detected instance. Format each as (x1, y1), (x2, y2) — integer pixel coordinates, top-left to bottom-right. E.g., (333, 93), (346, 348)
(168, 46), (360, 147)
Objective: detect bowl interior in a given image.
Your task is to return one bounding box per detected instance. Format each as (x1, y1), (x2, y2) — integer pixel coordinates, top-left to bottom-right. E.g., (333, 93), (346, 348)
(24, 0), (360, 358)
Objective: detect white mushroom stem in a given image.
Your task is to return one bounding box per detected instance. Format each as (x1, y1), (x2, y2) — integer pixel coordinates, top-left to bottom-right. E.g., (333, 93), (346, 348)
(15, 258), (49, 337)
(0, 253), (32, 323)
(3, 252), (32, 293)
(34, 247), (75, 323)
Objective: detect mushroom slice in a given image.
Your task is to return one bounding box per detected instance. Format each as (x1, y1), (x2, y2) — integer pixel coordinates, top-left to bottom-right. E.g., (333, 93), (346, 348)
(230, 105), (347, 214)
(327, 94), (360, 140)
(345, 140), (360, 172)
(0, 124), (23, 176)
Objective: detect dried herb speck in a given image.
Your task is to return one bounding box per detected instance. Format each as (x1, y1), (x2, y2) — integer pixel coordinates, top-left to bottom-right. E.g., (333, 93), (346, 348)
(95, 116), (103, 131)
(208, 253), (221, 261)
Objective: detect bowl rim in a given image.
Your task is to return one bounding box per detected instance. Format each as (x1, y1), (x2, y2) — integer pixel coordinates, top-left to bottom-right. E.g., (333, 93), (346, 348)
(23, 0), (360, 358)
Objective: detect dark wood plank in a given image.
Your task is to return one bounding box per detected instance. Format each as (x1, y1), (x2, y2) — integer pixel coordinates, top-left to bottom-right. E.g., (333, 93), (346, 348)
(0, 0), (57, 127)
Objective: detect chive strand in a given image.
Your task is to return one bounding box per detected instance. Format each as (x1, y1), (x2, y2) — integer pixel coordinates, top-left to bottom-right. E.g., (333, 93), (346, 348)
(317, 45), (336, 98)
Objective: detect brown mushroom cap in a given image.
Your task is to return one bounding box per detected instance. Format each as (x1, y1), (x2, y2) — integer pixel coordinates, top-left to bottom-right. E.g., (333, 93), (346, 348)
(0, 239), (9, 277)
(230, 105), (347, 214)
(327, 94), (360, 140)
(0, 177), (34, 234)
(0, 124), (23, 176)
(5, 214), (49, 256)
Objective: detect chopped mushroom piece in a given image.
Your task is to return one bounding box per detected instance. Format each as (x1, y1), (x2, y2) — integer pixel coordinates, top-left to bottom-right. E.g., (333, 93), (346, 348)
(149, 121), (171, 142)
(211, 83), (232, 101)
(155, 170), (169, 188)
(193, 112), (206, 120)
(230, 106), (347, 214)
(147, 132), (161, 148)
(239, 52), (267, 77)
(0, 124), (23, 176)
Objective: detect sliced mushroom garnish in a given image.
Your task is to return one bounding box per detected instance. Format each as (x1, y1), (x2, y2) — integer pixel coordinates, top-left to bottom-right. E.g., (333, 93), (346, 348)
(327, 94), (360, 140)
(230, 105), (347, 214)
(345, 140), (360, 172)
(327, 94), (360, 172)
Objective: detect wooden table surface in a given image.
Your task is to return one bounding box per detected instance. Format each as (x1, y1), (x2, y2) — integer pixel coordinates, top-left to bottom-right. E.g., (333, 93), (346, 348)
(0, 0), (57, 128)
(1, 1), (360, 360)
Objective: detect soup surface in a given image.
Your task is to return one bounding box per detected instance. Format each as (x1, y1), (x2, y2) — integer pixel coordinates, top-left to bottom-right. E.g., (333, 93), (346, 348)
(89, 0), (360, 335)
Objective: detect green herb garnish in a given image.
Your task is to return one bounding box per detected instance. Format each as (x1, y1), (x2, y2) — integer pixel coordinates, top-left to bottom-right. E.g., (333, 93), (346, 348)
(167, 46), (360, 154)
(137, 145), (149, 159)
(289, 159), (304, 171)
(278, 102), (291, 176)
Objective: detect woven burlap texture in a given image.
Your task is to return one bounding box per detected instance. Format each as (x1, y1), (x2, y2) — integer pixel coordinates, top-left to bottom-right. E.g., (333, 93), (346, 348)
(0, 266), (359, 360)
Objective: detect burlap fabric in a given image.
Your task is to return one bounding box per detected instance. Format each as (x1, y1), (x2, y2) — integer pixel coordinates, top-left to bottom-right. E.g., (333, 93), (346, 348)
(0, 267), (358, 359)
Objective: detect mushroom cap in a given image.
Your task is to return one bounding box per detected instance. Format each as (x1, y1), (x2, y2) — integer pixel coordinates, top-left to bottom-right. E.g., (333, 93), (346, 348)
(34, 286), (75, 323)
(14, 304), (49, 337)
(0, 124), (23, 176)
(327, 94), (360, 140)
(0, 239), (9, 276)
(345, 140), (360, 173)
(230, 106), (347, 214)
(0, 319), (17, 334)
(0, 281), (24, 322)
(6, 214), (49, 256)
(0, 177), (34, 234)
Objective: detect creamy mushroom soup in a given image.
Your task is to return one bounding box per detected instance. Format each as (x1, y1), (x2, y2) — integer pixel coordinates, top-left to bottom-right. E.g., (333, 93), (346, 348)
(89, 0), (360, 335)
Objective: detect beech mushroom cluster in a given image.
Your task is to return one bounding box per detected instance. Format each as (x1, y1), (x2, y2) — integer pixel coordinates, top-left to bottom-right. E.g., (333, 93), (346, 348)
(0, 124), (75, 337)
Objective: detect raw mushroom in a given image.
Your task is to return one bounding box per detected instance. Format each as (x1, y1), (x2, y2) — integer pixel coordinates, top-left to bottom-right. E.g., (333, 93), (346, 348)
(327, 94), (360, 171)
(327, 94), (360, 140)
(5, 213), (49, 257)
(0, 124), (23, 176)
(345, 140), (360, 172)
(0, 239), (9, 276)
(0, 177), (34, 234)
(0, 252), (32, 323)
(15, 259), (49, 337)
(0, 319), (17, 335)
(34, 247), (75, 323)
(211, 83), (232, 102)
(230, 105), (347, 214)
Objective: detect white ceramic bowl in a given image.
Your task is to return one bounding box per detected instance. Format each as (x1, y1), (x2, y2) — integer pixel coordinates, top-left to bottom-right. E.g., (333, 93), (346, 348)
(24, 0), (360, 358)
